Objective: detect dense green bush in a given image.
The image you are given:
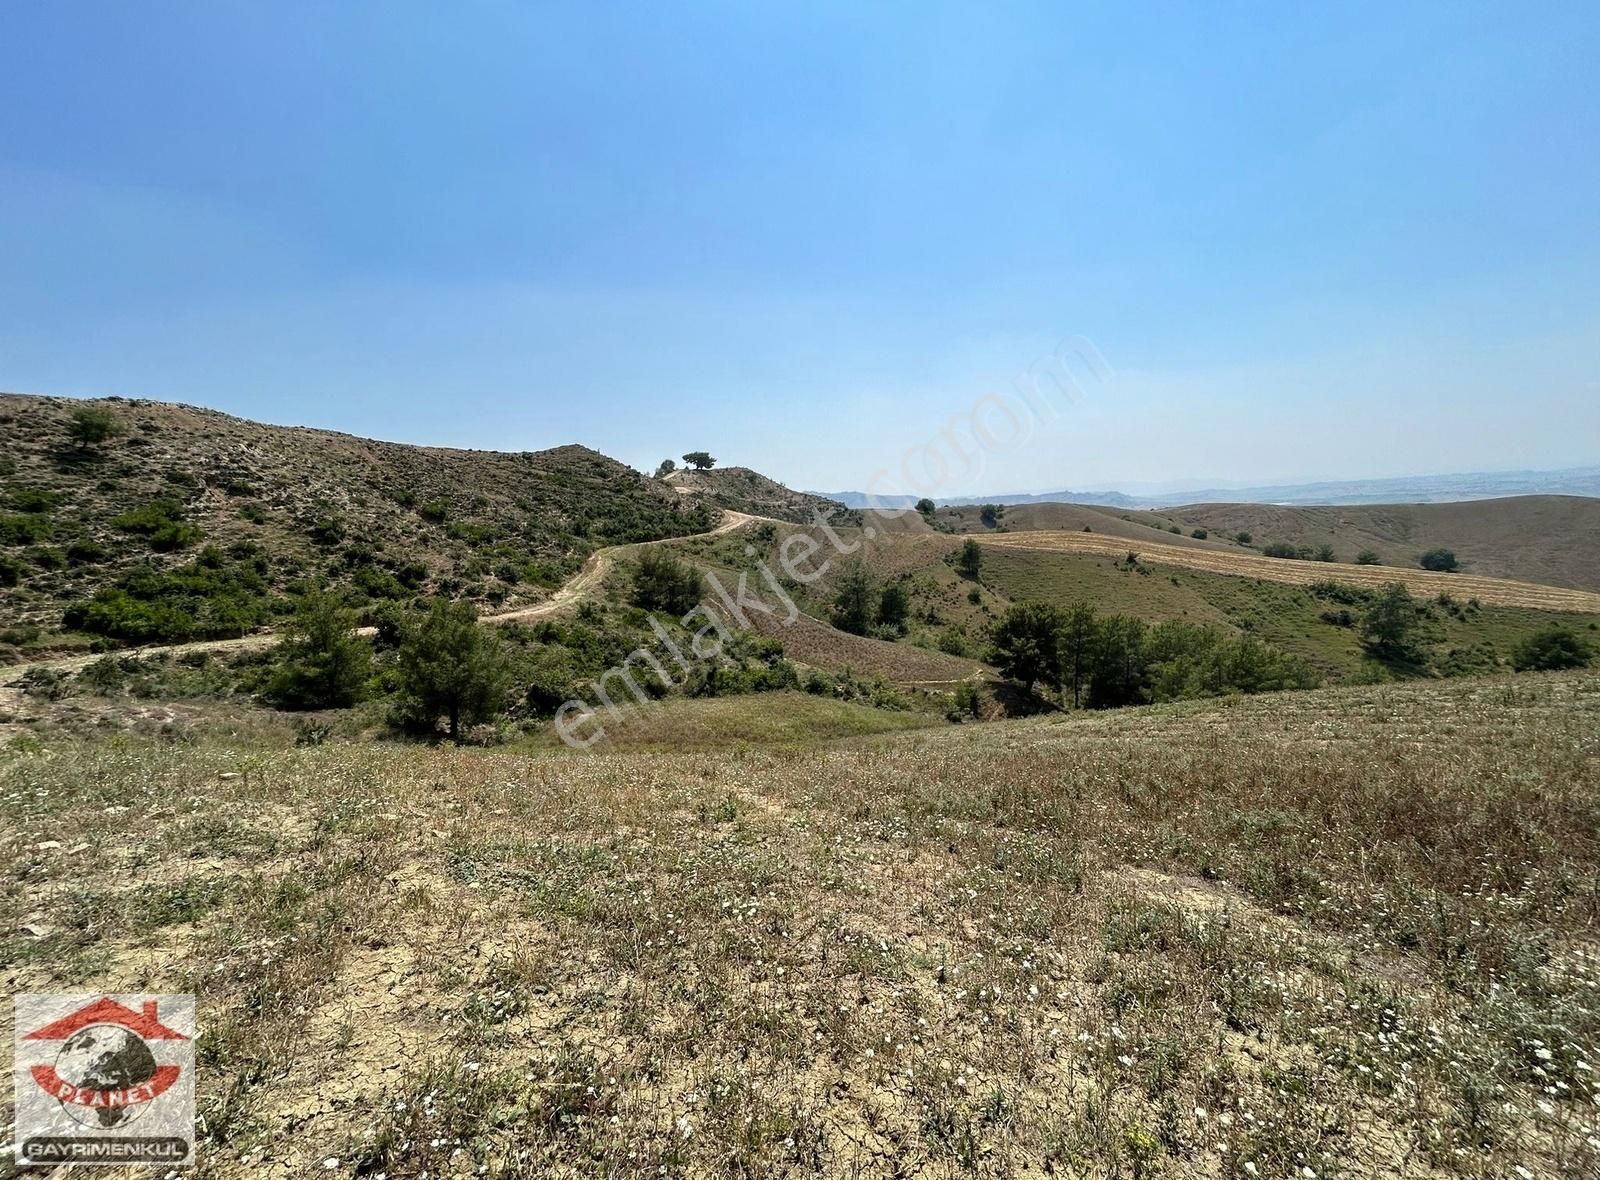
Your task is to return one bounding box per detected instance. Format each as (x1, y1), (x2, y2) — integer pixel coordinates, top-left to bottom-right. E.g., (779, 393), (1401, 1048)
(1511, 627), (1592, 672)
(831, 559), (876, 635)
(956, 538), (983, 579)
(0, 514), (53, 545)
(68, 405), (123, 449)
(876, 580), (910, 634)
(9, 488), (60, 512)
(991, 599), (1316, 709)
(1359, 582), (1425, 666)
(66, 538), (109, 566)
(392, 597), (509, 741)
(1419, 548), (1459, 572)
(265, 592), (373, 710)
(112, 499), (201, 551)
(63, 550), (275, 643)
(630, 548), (704, 615)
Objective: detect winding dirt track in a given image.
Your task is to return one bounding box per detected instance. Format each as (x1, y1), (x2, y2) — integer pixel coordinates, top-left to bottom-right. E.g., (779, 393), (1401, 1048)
(964, 530), (1600, 612)
(0, 511), (763, 693)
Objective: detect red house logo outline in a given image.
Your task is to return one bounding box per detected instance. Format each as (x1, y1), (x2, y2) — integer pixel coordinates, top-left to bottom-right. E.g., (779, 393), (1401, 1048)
(23, 996), (189, 1112)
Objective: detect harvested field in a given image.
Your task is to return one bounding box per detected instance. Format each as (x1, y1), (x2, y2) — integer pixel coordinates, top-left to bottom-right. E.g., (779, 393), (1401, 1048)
(951, 531), (1600, 612)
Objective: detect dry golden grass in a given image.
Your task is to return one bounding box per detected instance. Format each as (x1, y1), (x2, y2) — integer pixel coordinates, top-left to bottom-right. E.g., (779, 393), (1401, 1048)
(3, 672), (1597, 1177)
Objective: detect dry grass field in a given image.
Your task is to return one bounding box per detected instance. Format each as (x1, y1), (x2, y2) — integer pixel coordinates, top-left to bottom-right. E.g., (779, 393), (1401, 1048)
(4, 671), (1597, 1178)
(1165, 498), (1600, 593)
(946, 532), (1600, 613)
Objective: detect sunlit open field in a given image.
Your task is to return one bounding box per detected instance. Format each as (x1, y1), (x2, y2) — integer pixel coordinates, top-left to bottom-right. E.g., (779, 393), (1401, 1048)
(4, 671), (1597, 1178)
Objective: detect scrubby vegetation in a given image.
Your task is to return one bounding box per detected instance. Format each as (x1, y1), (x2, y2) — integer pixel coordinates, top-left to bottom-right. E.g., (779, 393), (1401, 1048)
(0, 393), (718, 637)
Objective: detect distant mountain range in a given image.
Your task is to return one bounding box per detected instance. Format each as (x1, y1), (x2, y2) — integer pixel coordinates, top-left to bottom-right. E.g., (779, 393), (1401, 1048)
(817, 464), (1600, 510)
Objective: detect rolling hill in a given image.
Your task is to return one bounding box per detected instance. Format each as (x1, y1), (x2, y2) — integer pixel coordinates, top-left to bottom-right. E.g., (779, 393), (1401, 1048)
(1160, 495), (1600, 591)
(0, 393), (716, 641)
(921, 494), (1600, 593)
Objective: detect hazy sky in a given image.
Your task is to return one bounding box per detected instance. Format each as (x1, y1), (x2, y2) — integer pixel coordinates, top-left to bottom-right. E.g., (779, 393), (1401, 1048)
(3, 2), (1597, 497)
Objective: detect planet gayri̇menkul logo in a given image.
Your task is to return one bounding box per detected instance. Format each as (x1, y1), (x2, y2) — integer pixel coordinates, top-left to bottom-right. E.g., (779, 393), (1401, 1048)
(13, 994), (195, 1168)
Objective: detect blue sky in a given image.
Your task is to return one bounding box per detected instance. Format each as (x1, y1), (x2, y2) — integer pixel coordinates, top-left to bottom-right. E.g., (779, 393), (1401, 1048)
(2, 2), (1597, 496)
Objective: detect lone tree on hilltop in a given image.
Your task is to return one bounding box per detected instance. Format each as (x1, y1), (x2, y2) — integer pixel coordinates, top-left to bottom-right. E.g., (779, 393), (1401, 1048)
(655, 458), (676, 478)
(915, 497), (936, 515)
(68, 405), (123, 451)
(395, 598), (509, 742)
(682, 451), (716, 470)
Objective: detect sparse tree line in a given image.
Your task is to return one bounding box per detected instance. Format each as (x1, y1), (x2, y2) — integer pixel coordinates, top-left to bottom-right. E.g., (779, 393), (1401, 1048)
(989, 599), (1318, 709)
(989, 577), (1595, 708)
(1252, 538), (1460, 572)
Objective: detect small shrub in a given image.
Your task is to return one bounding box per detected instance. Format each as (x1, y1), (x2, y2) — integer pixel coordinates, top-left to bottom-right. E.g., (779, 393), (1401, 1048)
(9, 488), (59, 513)
(68, 405), (124, 449)
(66, 539), (108, 566)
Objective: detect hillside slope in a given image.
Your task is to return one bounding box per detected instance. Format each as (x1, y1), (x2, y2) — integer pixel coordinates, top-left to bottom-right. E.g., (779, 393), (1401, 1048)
(0, 393), (715, 639)
(1167, 495), (1600, 590)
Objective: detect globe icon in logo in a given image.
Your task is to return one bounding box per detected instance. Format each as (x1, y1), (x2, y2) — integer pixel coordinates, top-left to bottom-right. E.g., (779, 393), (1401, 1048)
(52, 1023), (158, 1128)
